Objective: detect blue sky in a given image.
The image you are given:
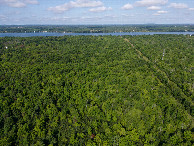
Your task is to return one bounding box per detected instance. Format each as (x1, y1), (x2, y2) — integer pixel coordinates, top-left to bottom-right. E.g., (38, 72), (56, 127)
(0, 0), (194, 25)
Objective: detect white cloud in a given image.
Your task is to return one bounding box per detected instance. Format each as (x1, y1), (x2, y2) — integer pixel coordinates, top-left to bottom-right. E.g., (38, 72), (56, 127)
(48, 0), (104, 13)
(9, 1), (26, 7)
(0, 14), (8, 21)
(89, 6), (112, 12)
(49, 15), (117, 23)
(79, 15), (117, 23)
(70, 0), (103, 8)
(153, 10), (167, 15)
(50, 16), (70, 21)
(157, 10), (167, 14)
(122, 14), (134, 17)
(147, 6), (161, 10)
(168, 3), (188, 9)
(0, 0), (38, 8)
(25, 0), (38, 4)
(104, 15), (117, 19)
(122, 14), (129, 17)
(188, 8), (194, 11)
(135, 0), (168, 7)
(121, 3), (133, 10)
(48, 4), (71, 13)
(153, 13), (160, 16)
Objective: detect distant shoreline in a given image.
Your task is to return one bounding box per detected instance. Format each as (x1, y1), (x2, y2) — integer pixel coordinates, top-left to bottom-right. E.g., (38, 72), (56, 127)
(1, 24), (194, 33)
(0, 32), (194, 37)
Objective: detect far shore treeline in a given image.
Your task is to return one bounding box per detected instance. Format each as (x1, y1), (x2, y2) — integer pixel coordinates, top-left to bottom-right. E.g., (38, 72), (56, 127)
(0, 24), (194, 33)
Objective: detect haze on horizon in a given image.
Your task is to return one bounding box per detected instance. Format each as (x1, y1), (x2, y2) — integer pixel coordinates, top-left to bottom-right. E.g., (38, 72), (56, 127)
(0, 0), (194, 25)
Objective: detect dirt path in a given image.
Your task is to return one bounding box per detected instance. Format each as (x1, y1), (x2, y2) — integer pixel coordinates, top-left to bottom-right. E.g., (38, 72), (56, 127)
(123, 38), (193, 116)
(124, 38), (134, 47)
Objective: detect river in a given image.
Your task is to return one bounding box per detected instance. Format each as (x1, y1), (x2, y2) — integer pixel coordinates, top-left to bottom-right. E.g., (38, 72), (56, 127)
(0, 32), (194, 37)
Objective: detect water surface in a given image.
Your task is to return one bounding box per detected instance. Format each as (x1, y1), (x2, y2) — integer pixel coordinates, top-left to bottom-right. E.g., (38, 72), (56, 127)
(0, 32), (194, 37)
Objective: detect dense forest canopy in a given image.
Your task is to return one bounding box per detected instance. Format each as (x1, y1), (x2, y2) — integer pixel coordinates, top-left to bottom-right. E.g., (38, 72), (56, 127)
(0, 35), (193, 145)
(1, 24), (194, 33)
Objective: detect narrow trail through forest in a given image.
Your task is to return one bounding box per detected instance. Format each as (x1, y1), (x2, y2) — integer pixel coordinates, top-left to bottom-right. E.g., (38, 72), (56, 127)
(123, 38), (193, 117)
